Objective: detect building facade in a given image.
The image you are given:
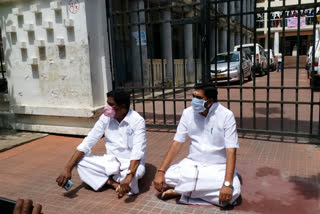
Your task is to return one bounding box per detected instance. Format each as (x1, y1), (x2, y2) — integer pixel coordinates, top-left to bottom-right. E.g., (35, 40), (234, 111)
(257, 0), (320, 56)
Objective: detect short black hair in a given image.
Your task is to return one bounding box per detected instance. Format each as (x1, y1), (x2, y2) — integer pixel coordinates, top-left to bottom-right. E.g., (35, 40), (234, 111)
(194, 83), (218, 102)
(107, 90), (131, 109)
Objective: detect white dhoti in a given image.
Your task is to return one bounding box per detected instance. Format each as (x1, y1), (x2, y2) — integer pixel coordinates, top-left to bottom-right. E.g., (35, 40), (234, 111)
(76, 154), (145, 194)
(165, 158), (241, 206)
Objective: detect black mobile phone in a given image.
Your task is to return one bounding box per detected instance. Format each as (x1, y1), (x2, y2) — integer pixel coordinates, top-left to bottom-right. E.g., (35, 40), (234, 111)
(0, 197), (16, 214)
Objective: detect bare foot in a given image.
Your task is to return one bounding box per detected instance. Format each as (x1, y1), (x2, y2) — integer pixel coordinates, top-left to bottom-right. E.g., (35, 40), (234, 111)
(161, 189), (180, 200)
(106, 178), (120, 190)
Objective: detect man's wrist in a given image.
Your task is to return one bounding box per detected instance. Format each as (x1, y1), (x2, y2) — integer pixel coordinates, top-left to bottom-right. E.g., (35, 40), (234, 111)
(157, 169), (166, 174)
(223, 181), (234, 190)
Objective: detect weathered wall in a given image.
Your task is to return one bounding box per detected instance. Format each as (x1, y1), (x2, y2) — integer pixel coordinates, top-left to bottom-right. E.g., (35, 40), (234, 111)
(0, 0), (112, 135)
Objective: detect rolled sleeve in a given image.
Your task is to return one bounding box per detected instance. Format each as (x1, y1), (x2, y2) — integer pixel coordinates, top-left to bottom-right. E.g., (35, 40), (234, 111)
(224, 112), (239, 149)
(173, 110), (188, 143)
(77, 115), (109, 155)
(130, 118), (146, 161)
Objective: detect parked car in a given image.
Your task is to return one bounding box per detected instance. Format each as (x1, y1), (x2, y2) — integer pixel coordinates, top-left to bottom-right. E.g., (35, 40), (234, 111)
(210, 51), (252, 84)
(305, 46), (313, 71)
(264, 49), (276, 71)
(308, 40), (320, 88)
(234, 43), (268, 75)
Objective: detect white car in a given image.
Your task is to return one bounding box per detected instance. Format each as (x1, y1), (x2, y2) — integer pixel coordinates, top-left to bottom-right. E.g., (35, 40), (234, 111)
(308, 40), (320, 88)
(264, 49), (276, 71)
(234, 43), (268, 76)
(210, 51), (252, 84)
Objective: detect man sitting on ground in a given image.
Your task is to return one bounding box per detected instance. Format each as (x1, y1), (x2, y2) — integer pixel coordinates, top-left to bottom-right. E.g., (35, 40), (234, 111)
(56, 90), (146, 198)
(153, 83), (241, 206)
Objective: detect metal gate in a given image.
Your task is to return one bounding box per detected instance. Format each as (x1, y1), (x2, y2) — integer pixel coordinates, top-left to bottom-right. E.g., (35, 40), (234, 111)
(106, 0), (320, 138)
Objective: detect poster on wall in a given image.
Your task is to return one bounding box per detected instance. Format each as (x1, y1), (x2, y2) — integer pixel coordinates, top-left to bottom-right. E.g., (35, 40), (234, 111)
(287, 17), (306, 28)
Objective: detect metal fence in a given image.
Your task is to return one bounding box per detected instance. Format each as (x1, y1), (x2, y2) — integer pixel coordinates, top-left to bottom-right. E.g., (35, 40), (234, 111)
(0, 28), (7, 94)
(106, 0), (320, 138)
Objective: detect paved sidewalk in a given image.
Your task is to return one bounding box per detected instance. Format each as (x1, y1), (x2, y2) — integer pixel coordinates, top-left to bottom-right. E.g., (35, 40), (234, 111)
(0, 131), (320, 214)
(0, 129), (47, 152)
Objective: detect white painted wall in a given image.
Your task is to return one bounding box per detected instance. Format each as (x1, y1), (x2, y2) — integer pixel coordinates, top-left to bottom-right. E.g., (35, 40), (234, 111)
(0, 0), (112, 135)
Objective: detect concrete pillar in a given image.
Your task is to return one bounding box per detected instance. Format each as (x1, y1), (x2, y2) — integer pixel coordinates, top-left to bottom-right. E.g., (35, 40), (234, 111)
(230, 1), (235, 21)
(219, 29), (227, 53)
(274, 31), (279, 54)
(243, 34), (247, 44)
(130, 0), (148, 86)
(210, 27), (216, 59)
(219, 1), (227, 15)
(230, 30), (235, 51)
(184, 23), (194, 76)
(235, 32), (239, 46)
(161, 10), (173, 79)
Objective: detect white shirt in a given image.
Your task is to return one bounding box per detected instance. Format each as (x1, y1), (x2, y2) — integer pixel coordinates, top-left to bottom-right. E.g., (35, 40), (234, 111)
(174, 103), (239, 164)
(77, 109), (146, 164)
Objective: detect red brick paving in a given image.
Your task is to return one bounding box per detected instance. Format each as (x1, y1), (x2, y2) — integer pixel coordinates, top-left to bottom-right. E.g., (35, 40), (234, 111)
(0, 133), (320, 214)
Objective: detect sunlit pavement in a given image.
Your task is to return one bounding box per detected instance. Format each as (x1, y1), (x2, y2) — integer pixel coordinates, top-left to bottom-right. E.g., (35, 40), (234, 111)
(0, 132), (319, 214)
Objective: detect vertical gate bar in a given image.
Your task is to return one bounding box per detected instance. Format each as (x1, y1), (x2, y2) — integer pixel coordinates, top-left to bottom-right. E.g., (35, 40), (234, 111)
(253, 0), (257, 130)
(227, 0), (230, 110)
(121, 3), (128, 88)
(146, 0), (156, 124)
(136, 0), (146, 119)
(280, 0), (285, 132)
(205, 0), (211, 85)
(169, 0), (177, 125)
(200, 0), (205, 83)
(310, 0), (317, 135)
(193, 5), (198, 84)
(239, 0), (243, 128)
(158, 0), (167, 125)
(214, 0), (218, 86)
(200, 0), (210, 84)
(182, 4), (187, 110)
(266, 0), (271, 131)
(106, 0), (117, 90)
(295, 0), (301, 133)
(127, 1), (136, 110)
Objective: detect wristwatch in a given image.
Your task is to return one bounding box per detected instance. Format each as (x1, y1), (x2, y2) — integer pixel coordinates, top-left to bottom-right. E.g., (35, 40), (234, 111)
(223, 181), (234, 190)
(127, 170), (135, 176)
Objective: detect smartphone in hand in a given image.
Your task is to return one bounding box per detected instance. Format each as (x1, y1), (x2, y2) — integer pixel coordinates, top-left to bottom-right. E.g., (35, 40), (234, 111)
(64, 180), (73, 191)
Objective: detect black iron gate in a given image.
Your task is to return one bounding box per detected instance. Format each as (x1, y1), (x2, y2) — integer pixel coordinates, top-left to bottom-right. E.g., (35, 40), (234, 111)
(106, 0), (320, 138)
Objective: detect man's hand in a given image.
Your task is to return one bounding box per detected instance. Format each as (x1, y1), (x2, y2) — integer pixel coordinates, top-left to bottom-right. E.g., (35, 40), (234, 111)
(13, 199), (42, 214)
(153, 171), (166, 192)
(56, 168), (72, 188)
(219, 185), (233, 205)
(116, 176), (132, 198)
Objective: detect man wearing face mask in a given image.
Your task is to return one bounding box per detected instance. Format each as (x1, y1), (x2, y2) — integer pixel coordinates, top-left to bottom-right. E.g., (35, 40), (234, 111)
(153, 83), (241, 207)
(56, 90), (146, 198)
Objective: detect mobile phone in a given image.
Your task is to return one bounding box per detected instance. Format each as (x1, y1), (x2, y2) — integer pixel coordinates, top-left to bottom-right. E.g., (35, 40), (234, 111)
(0, 197), (16, 214)
(64, 180), (73, 191)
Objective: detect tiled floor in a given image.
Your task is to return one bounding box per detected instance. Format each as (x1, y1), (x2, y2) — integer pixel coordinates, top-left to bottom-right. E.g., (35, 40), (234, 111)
(0, 132), (319, 214)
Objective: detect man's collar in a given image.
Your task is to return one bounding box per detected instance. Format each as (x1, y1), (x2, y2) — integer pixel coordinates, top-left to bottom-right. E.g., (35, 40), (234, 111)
(208, 102), (219, 115)
(111, 109), (132, 124)
(121, 109), (132, 124)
